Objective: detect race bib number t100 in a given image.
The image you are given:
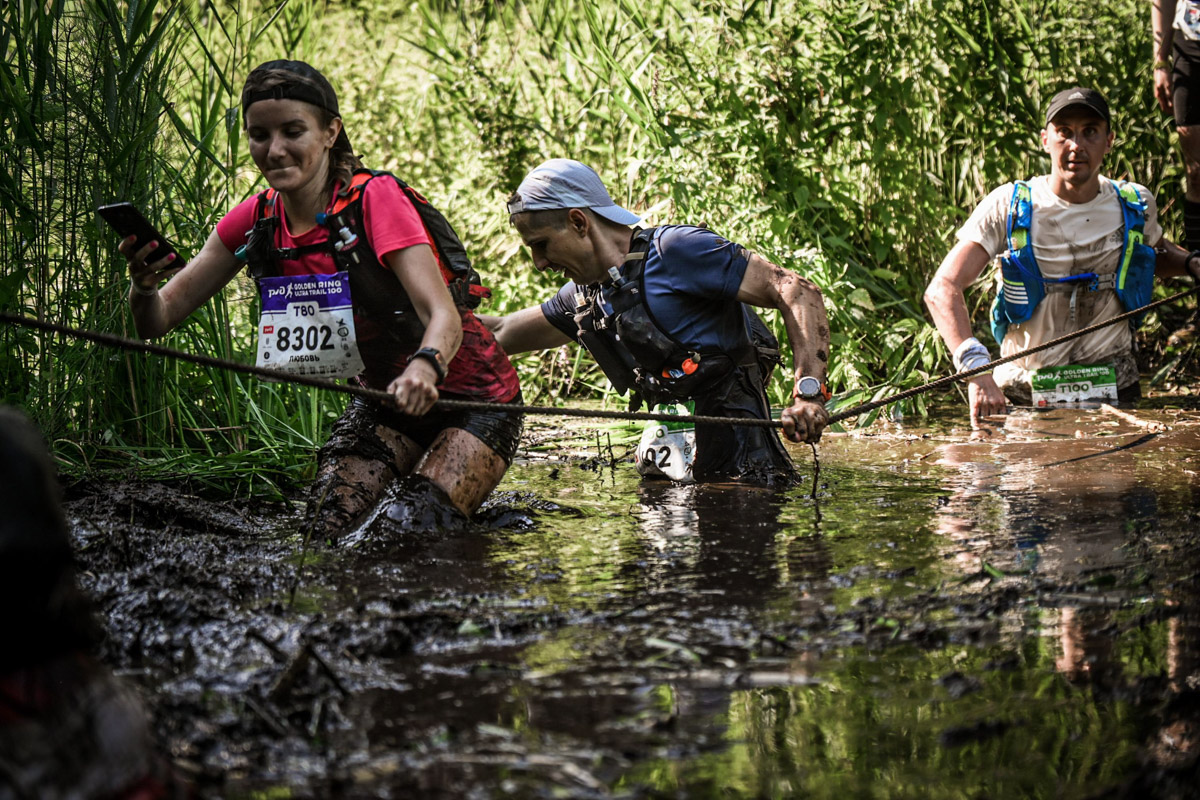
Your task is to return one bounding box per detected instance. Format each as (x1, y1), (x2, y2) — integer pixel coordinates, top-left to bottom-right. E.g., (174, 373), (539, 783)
(256, 272), (365, 379)
(1030, 363), (1117, 406)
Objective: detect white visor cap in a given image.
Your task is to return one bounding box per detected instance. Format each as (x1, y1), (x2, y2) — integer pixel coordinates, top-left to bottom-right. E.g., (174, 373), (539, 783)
(507, 159), (641, 225)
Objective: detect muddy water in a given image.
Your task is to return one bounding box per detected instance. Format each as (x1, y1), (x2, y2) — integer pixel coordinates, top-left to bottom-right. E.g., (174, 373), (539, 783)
(67, 405), (1200, 798)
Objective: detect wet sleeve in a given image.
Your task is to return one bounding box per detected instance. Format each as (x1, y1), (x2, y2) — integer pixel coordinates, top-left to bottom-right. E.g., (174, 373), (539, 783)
(539, 280), (581, 341)
(215, 195), (263, 253)
(653, 226), (750, 299)
(954, 183), (1014, 262)
(361, 177), (435, 267)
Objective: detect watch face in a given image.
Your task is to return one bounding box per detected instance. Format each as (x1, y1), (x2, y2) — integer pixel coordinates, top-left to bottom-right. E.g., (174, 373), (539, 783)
(797, 376), (821, 397)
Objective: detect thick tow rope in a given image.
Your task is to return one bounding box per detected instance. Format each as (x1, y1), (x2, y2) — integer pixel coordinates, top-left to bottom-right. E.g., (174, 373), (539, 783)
(0, 312), (773, 427)
(2, 285), (1196, 429)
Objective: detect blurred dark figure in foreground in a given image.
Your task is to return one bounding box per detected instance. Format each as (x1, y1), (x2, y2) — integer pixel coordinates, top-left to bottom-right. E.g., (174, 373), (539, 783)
(0, 406), (186, 799)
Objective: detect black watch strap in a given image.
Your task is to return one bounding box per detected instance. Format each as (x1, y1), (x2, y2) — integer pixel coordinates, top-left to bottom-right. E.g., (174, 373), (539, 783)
(408, 347), (446, 385)
(1187, 251), (1200, 274)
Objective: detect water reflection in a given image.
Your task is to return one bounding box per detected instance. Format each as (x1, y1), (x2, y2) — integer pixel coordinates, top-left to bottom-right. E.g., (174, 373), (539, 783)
(932, 409), (1200, 791)
(936, 411), (1159, 681)
(74, 411), (1200, 798)
(631, 481), (798, 607)
(321, 422), (1200, 797)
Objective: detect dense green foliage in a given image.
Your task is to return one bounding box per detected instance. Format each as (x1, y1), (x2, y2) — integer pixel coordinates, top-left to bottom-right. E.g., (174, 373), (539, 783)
(1, 0), (1192, 487)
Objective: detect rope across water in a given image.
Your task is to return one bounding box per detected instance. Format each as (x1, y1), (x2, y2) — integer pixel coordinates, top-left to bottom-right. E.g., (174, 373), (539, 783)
(828, 285), (1198, 424)
(2, 285), (1196, 429)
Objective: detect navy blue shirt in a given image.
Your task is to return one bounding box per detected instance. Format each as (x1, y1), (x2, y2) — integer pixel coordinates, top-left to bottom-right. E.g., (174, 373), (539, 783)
(540, 225), (753, 351)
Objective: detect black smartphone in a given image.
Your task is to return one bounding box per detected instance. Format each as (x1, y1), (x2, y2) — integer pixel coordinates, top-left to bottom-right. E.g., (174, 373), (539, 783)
(97, 202), (182, 264)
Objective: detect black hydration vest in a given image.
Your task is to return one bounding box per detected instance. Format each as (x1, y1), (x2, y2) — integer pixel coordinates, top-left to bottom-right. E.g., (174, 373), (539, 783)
(238, 169), (489, 340)
(572, 227), (782, 410)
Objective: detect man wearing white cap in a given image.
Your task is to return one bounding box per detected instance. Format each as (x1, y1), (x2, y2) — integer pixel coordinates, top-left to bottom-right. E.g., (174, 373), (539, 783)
(925, 87), (1200, 428)
(482, 158), (830, 484)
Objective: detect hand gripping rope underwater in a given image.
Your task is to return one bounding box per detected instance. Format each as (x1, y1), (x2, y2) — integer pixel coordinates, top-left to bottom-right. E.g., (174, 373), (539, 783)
(2, 283), (1197, 429)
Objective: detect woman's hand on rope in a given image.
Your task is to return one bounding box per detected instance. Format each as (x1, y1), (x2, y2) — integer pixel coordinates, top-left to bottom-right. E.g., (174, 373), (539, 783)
(388, 361), (440, 416)
(120, 235), (181, 296)
(968, 375), (1007, 430)
(782, 400), (828, 444)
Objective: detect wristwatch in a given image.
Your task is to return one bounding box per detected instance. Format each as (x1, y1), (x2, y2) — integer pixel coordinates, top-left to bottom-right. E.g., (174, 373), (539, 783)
(408, 347), (446, 385)
(1186, 250), (1200, 277)
(793, 376), (831, 402)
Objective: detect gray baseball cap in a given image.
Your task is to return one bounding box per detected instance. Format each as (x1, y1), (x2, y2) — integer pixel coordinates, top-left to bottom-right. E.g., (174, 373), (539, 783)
(507, 159), (641, 225)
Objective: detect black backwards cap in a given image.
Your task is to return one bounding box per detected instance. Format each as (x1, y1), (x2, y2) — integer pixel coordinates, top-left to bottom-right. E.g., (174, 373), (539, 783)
(242, 60), (353, 151)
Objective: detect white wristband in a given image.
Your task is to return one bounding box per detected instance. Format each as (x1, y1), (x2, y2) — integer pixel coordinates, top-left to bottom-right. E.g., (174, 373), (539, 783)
(952, 337), (992, 373)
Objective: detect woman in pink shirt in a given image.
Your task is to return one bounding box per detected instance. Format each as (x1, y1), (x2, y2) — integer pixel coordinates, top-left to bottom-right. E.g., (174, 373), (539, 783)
(121, 61), (521, 537)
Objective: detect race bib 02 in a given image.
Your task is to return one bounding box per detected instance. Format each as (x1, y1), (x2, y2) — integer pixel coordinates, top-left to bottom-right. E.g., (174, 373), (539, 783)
(256, 272), (365, 379)
(1030, 363), (1117, 406)
(636, 402), (696, 482)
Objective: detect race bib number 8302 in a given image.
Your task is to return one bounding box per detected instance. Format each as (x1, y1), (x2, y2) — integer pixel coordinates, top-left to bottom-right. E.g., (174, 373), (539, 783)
(256, 272), (365, 379)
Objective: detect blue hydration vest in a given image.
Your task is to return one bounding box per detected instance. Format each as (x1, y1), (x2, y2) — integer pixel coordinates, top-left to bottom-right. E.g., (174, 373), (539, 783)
(989, 179), (1156, 343)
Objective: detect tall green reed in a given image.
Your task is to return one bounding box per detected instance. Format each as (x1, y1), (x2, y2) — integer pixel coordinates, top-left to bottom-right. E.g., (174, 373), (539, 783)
(2, 0), (180, 438)
(1, 0), (340, 494)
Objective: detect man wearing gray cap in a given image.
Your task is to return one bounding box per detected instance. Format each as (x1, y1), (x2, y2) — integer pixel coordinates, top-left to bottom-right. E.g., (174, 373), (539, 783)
(482, 158), (830, 484)
(924, 87), (1200, 428)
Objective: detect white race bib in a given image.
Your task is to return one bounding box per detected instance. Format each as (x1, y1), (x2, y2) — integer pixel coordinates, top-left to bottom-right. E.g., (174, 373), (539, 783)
(1030, 363), (1117, 406)
(635, 402), (696, 482)
(256, 272), (365, 379)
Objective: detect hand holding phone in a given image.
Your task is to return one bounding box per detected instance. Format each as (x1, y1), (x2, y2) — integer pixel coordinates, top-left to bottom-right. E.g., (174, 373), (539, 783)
(98, 203), (185, 294)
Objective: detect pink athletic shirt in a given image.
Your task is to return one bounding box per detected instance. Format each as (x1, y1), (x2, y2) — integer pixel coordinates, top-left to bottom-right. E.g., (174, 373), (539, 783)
(217, 176), (519, 401)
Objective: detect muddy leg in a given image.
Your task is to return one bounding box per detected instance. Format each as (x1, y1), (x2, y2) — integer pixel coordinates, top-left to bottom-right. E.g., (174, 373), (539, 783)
(309, 451), (395, 535)
(308, 401), (424, 538)
(413, 428), (509, 515)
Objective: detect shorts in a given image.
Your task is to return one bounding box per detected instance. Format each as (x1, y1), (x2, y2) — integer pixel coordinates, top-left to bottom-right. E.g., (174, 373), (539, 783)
(691, 364), (796, 485)
(324, 391), (524, 468)
(1173, 39), (1200, 127)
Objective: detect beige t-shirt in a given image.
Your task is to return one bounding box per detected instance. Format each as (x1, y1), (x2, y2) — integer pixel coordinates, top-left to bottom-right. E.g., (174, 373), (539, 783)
(955, 175), (1161, 391)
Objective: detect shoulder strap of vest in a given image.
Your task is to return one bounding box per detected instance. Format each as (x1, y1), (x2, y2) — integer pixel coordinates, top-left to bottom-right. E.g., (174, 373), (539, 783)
(328, 169), (378, 215)
(1111, 179), (1149, 294)
(249, 188), (278, 228)
(1112, 179), (1147, 233)
(603, 227), (657, 316)
(625, 227), (657, 261)
(1006, 180), (1034, 252)
(243, 189), (281, 279)
(618, 227), (657, 281)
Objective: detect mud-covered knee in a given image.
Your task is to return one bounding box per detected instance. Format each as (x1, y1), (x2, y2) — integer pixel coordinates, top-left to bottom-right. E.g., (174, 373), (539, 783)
(305, 464), (385, 540)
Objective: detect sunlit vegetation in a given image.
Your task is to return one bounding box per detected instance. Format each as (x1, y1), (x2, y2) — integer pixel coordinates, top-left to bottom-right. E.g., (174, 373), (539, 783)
(1, 0), (1191, 489)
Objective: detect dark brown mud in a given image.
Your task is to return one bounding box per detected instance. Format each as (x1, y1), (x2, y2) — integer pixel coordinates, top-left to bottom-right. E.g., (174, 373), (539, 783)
(64, 405), (1200, 798)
